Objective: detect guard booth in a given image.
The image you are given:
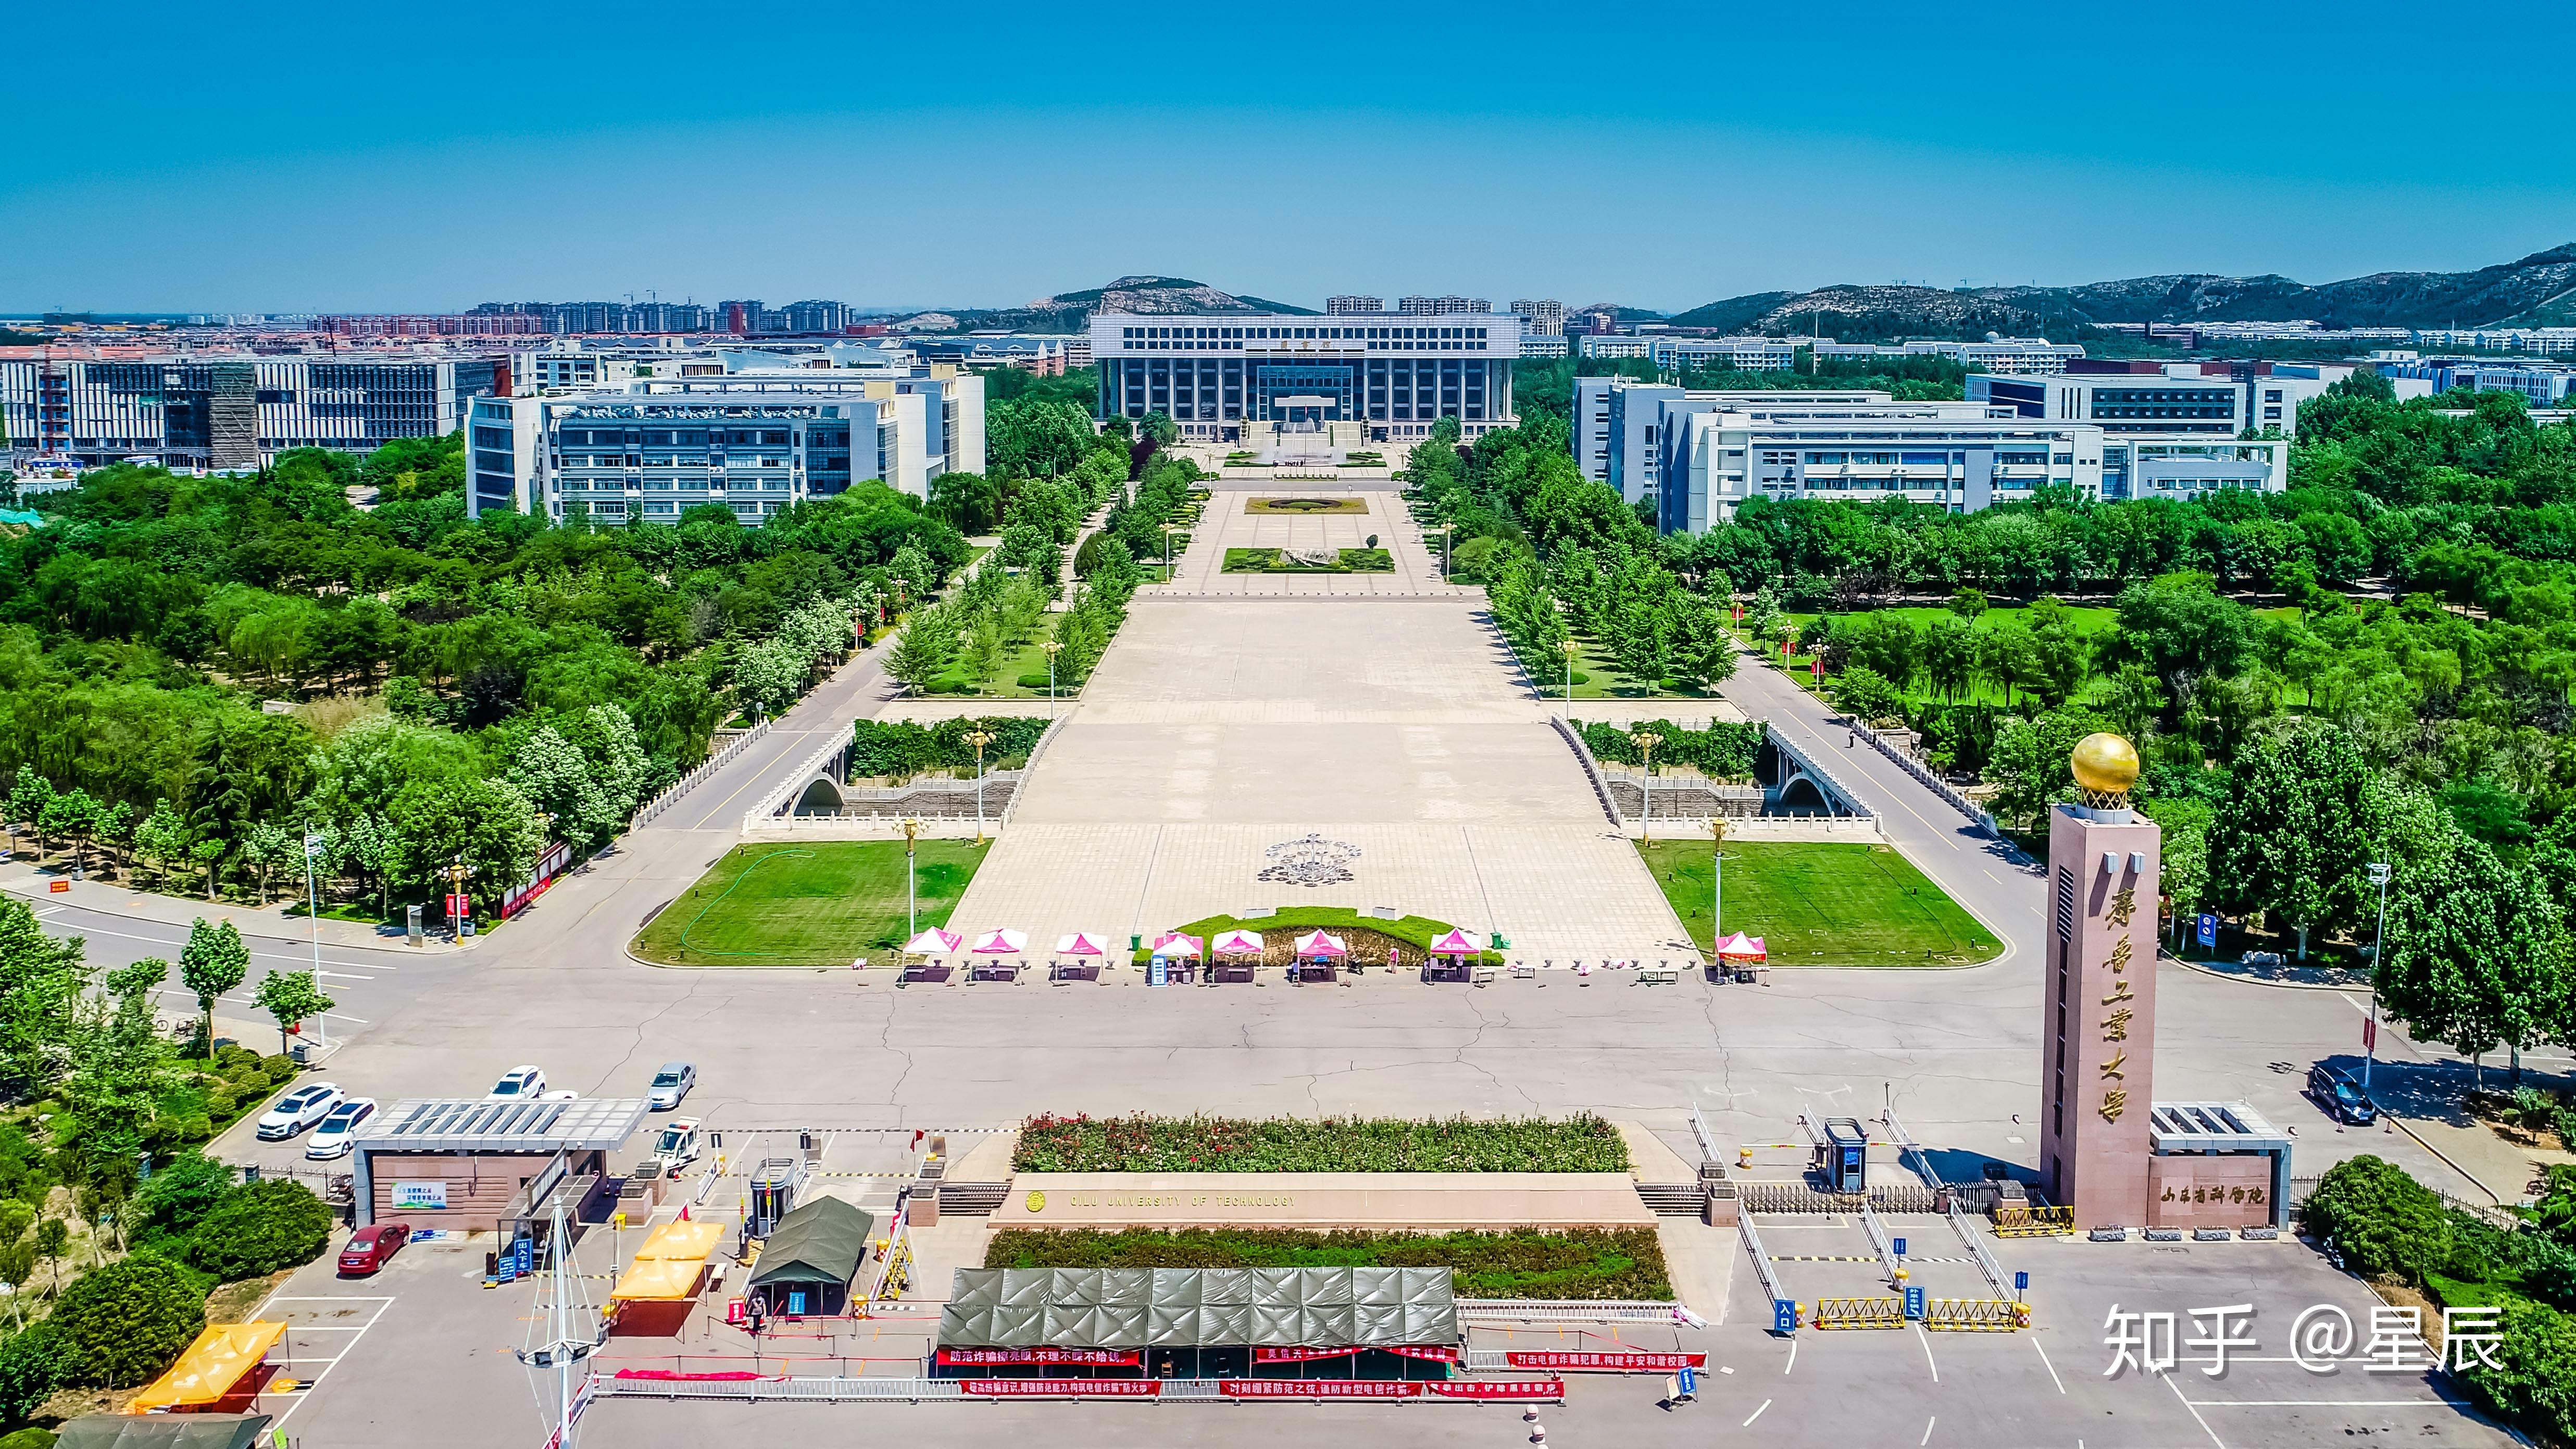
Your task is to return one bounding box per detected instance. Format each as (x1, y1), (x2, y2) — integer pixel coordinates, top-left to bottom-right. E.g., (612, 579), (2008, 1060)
(1822, 1118), (1869, 1194)
(935, 1266), (1460, 1381)
(748, 1158), (805, 1238)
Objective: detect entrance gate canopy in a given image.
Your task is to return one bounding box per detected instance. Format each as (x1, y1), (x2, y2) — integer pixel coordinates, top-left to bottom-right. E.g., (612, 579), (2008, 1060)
(940, 1267), (1456, 1351)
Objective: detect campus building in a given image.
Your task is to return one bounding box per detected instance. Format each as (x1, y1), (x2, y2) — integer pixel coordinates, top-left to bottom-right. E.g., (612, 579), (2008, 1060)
(1969, 361), (2337, 437)
(464, 365), (984, 522)
(1090, 310), (1522, 443)
(2379, 356), (2576, 405)
(0, 354), (501, 470)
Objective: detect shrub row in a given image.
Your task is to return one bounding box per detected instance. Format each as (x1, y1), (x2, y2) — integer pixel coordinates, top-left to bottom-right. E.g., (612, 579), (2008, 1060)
(1579, 719), (1760, 778)
(1011, 1114), (1630, 1175)
(847, 716), (1049, 779)
(984, 1227), (1672, 1301)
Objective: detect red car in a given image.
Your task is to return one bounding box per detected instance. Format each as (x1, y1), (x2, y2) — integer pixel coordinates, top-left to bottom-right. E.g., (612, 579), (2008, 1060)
(338, 1222), (411, 1276)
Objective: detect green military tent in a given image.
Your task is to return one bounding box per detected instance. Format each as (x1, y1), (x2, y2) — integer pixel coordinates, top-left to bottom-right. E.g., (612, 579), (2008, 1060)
(55, 1415), (273, 1449)
(745, 1194), (876, 1317)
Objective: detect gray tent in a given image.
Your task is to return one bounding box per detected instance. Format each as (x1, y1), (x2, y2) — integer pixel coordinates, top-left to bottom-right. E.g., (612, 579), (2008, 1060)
(939, 1266), (1456, 1350)
(55, 1415), (273, 1449)
(745, 1194), (876, 1315)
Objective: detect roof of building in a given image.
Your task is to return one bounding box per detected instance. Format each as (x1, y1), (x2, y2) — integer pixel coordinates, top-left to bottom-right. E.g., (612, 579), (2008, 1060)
(938, 1266), (1457, 1351)
(2148, 1100), (2291, 1153)
(746, 1195), (876, 1291)
(353, 1097), (649, 1154)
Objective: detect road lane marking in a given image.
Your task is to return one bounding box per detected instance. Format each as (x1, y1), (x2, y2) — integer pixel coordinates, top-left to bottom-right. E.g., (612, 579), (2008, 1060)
(1743, 1399), (1771, 1427)
(1914, 1322), (1939, 1382)
(1920, 1416), (1936, 1445)
(55, 918), (401, 971)
(2033, 1334), (2066, 1394)
(1784, 1339), (1796, 1375)
(2165, 1372), (2227, 1448)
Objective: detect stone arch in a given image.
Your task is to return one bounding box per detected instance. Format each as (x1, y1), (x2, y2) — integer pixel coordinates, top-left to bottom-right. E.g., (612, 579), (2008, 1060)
(1778, 775), (1834, 815)
(793, 776), (845, 815)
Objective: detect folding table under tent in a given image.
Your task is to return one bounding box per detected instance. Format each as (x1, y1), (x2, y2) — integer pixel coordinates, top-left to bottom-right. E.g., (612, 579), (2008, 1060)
(745, 1195), (877, 1318)
(935, 1266), (1461, 1382)
(1210, 929), (1265, 983)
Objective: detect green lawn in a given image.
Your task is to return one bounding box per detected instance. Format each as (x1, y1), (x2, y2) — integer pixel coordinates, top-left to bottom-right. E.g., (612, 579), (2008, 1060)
(1222, 547), (1393, 573)
(1244, 496), (1367, 514)
(923, 634), (1070, 699)
(1635, 840), (2001, 966)
(634, 840), (990, 966)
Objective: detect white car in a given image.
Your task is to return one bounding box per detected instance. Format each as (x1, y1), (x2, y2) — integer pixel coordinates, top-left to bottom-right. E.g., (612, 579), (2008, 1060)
(649, 1118), (704, 1172)
(538, 1089), (580, 1101)
(305, 1097), (378, 1160)
(647, 1062), (696, 1110)
(486, 1066), (547, 1101)
(254, 1082), (343, 1141)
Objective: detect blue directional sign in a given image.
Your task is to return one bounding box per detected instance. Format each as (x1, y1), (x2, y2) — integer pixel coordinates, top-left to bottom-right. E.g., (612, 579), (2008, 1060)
(1892, 1236), (1907, 1257)
(1773, 1299), (1798, 1334)
(1904, 1285), (1927, 1321)
(2197, 913), (2218, 948)
(514, 1237), (534, 1276)
(1677, 1365), (1697, 1398)
(2014, 1270), (2030, 1292)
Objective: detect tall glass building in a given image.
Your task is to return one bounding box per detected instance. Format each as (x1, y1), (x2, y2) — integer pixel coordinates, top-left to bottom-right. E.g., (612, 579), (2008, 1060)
(1087, 310), (1522, 443)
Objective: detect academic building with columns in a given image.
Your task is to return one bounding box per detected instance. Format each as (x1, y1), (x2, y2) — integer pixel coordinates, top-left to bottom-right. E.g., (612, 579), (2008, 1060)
(1089, 310), (1522, 444)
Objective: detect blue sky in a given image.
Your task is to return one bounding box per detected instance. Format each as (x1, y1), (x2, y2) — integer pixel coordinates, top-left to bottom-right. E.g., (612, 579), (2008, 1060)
(8, 2), (2570, 314)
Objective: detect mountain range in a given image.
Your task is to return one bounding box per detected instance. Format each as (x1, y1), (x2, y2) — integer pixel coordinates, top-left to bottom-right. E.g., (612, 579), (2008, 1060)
(893, 276), (1314, 333)
(1666, 243), (2576, 337)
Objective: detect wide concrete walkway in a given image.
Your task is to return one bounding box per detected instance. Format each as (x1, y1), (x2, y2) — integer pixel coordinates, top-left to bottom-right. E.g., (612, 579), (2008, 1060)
(1160, 485), (1457, 596)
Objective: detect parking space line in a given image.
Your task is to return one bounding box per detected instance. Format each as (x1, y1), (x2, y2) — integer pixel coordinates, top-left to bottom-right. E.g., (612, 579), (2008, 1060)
(2033, 1335), (2066, 1394)
(248, 1294), (396, 1428)
(2164, 1372), (2227, 1448)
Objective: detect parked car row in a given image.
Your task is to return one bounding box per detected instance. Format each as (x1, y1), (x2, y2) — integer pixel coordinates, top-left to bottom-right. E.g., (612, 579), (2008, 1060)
(255, 1083), (379, 1160)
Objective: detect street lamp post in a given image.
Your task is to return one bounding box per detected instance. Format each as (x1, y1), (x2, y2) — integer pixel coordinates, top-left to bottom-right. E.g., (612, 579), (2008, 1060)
(899, 818), (921, 938)
(964, 730), (995, 844)
(2366, 861), (2392, 1090)
(1630, 732), (1662, 844)
(1040, 639), (1063, 719)
(1711, 816), (1727, 948)
(303, 821), (326, 1048)
(1559, 639), (1579, 719)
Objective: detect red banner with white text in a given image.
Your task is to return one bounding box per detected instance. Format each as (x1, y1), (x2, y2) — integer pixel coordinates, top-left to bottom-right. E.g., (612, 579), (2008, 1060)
(961, 1379), (1159, 1398)
(1504, 1351), (1705, 1371)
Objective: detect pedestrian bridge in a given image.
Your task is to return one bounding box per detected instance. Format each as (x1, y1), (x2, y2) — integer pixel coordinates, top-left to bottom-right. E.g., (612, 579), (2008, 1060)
(1754, 731), (1872, 818)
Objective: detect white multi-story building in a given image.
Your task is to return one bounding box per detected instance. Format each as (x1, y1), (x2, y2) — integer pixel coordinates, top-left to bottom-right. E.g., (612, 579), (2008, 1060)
(1969, 363), (2337, 437)
(464, 365), (983, 523)
(1517, 334), (1570, 359)
(2, 354), (499, 470)
(2409, 328), (2576, 357)
(1325, 296), (1384, 315)
(1511, 298), (1567, 336)
(2380, 356), (2576, 405)
(1090, 309), (1522, 442)
(1397, 295), (1490, 316)
(1814, 338), (2086, 374)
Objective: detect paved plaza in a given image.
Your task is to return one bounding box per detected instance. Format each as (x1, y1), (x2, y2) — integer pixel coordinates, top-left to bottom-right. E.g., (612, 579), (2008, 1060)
(1162, 482), (1455, 595)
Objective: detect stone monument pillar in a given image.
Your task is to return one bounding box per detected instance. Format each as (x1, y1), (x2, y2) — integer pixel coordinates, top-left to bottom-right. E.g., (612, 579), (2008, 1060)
(2039, 733), (2161, 1230)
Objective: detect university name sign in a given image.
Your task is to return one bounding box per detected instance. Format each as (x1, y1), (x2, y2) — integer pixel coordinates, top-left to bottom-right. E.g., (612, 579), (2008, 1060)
(1008, 1172), (1654, 1230)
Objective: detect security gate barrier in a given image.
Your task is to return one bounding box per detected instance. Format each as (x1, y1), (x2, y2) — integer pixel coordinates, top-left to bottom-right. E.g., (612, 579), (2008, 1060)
(1924, 1298), (2027, 1331)
(1992, 1205), (2075, 1238)
(1811, 1296), (1905, 1329)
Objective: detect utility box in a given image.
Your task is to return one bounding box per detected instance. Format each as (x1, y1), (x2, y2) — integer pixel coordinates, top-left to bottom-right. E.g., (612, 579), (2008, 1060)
(1822, 1118), (1869, 1195)
(1698, 1164), (1739, 1227)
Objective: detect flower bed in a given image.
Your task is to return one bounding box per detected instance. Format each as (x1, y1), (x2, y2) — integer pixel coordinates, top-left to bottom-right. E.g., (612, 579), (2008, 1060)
(984, 1227), (1670, 1300)
(1011, 1113), (1630, 1174)
(1244, 496), (1367, 514)
(1155, 908), (1501, 968)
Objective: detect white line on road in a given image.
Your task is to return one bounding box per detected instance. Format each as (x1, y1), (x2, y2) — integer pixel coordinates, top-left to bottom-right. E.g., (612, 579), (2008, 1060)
(1784, 1338), (1796, 1375)
(2165, 1371), (2227, 1448)
(1743, 1399), (1771, 1428)
(1920, 1415), (1936, 1446)
(254, 1295), (396, 1428)
(1914, 1322), (1939, 1382)
(63, 919), (402, 972)
(2033, 1334), (2066, 1394)
(2184, 1399), (2470, 1408)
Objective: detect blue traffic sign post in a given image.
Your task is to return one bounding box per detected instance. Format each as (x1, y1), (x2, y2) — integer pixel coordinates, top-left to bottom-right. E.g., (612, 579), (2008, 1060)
(1677, 1364), (1698, 1400)
(1904, 1285), (1927, 1321)
(1773, 1298), (1798, 1334)
(1892, 1236), (1907, 1258)
(2014, 1270), (2030, 1302)
(2196, 913), (2218, 950)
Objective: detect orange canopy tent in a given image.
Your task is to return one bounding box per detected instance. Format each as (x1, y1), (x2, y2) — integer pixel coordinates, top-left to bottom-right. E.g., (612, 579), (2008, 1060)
(127, 1322), (286, 1414)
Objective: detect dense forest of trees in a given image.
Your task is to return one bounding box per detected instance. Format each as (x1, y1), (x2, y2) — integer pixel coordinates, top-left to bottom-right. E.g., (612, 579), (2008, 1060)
(1422, 370), (2576, 1070)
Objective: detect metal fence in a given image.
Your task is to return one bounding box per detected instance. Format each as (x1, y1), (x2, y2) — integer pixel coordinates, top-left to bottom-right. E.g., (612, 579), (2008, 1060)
(1454, 1298), (1686, 1324)
(632, 720), (770, 828)
(1852, 720), (1999, 836)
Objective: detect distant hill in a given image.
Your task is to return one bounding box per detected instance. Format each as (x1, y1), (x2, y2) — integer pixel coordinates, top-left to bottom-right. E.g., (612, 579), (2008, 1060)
(1666, 243), (2576, 338)
(893, 276), (1318, 334)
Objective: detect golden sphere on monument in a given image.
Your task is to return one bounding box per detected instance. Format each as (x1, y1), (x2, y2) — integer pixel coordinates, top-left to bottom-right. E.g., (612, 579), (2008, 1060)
(2070, 732), (2141, 795)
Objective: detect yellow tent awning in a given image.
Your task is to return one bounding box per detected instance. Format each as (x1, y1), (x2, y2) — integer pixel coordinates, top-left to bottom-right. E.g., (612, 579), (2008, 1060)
(127, 1321), (287, 1413)
(634, 1219), (725, 1261)
(610, 1256), (707, 1302)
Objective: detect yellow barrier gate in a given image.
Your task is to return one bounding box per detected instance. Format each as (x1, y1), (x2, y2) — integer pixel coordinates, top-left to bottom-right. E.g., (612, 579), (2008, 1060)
(1992, 1205), (2075, 1238)
(1924, 1298), (2027, 1332)
(1812, 1296), (1905, 1330)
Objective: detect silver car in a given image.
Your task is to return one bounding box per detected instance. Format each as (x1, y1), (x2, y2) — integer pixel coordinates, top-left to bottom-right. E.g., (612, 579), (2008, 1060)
(647, 1062), (695, 1110)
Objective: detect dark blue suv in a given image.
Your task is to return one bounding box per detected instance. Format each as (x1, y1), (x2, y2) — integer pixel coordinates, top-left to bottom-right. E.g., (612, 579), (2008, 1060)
(2308, 1063), (2379, 1125)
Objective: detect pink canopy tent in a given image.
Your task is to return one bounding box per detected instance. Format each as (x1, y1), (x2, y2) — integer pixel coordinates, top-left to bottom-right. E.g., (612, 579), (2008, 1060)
(902, 928), (962, 955)
(970, 929), (1030, 955)
(1211, 929), (1266, 957)
(1055, 931), (1115, 956)
(1426, 929), (1478, 957)
(1293, 930), (1348, 959)
(1151, 932), (1205, 958)
(1716, 932), (1767, 962)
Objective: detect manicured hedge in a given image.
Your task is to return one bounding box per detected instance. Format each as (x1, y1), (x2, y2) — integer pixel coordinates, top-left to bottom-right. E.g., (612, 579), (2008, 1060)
(1012, 1114), (1630, 1174)
(985, 1227), (1671, 1300)
(848, 716), (1048, 778)
(1580, 718), (1760, 778)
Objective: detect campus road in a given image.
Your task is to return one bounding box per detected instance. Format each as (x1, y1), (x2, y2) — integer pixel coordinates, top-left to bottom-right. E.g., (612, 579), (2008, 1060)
(1717, 653), (2046, 960)
(637, 629), (903, 834)
(27, 895), (477, 1044)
